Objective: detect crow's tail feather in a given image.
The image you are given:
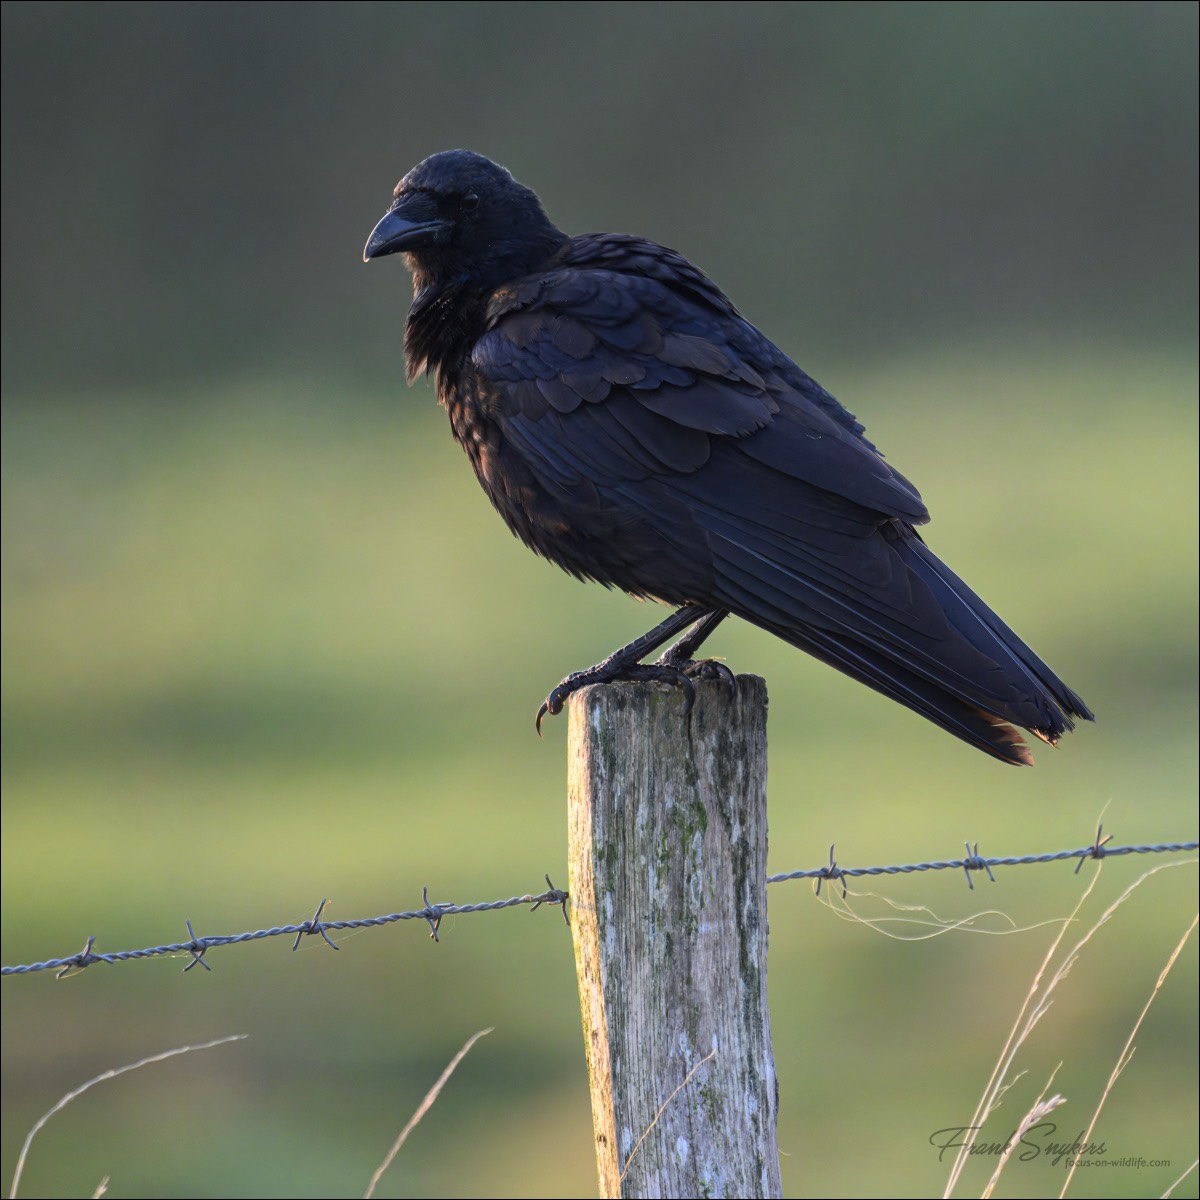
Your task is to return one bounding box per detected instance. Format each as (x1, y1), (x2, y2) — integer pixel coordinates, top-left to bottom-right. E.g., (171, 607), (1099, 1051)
(715, 527), (1092, 765)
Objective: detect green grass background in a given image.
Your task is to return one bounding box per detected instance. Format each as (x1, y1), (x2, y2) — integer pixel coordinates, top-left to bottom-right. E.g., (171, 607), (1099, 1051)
(3, 349), (1196, 1198)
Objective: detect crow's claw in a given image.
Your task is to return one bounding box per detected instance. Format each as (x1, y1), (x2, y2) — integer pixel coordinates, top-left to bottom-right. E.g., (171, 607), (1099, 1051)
(657, 654), (738, 701)
(535, 662), (700, 734)
(535, 681), (575, 736)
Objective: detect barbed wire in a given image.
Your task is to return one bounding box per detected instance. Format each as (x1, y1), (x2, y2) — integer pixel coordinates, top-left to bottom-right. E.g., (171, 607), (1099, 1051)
(2, 830), (1195, 977)
(1, 879), (570, 978)
(767, 828), (1200, 895)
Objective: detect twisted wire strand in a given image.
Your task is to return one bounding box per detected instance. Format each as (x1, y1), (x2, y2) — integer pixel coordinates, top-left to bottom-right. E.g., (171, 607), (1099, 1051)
(3, 836), (1196, 977)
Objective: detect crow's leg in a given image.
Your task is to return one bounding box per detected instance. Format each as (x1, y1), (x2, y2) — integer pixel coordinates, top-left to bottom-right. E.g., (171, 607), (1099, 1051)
(536, 604), (721, 733)
(656, 609), (737, 698)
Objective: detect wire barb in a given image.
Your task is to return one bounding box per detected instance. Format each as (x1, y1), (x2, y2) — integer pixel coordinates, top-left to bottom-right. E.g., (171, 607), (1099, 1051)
(530, 874), (570, 925)
(813, 844), (848, 898)
(421, 886), (454, 942)
(1075, 822), (1114, 874)
(960, 841), (996, 890)
(182, 919), (212, 972)
(55, 936), (100, 980)
(291, 898), (338, 952)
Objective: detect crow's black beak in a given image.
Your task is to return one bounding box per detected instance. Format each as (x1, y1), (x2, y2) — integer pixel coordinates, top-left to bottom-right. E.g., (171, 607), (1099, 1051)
(363, 193), (449, 262)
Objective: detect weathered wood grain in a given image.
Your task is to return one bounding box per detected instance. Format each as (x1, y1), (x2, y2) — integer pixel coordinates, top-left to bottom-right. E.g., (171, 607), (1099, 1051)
(568, 676), (780, 1199)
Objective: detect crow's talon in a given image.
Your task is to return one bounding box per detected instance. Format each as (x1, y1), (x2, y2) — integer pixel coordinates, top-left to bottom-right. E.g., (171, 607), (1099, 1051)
(656, 654), (738, 701)
(535, 677), (582, 735)
(535, 685), (572, 735)
(665, 667), (697, 718)
(685, 659), (737, 699)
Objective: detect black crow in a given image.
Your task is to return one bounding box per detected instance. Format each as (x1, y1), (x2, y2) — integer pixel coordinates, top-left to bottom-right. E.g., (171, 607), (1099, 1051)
(364, 150), (1092, 764)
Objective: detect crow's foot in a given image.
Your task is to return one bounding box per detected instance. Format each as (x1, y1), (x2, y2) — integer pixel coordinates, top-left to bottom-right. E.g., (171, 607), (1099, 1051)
(535, 662), (697, 735)
(655, 651), (738, 701)
(533, 604), (728, 735)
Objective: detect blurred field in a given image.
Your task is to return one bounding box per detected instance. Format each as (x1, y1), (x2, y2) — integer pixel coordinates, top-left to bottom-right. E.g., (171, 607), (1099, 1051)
(2, 348), (1196, 1198)
(3, 3), (1197, 1196)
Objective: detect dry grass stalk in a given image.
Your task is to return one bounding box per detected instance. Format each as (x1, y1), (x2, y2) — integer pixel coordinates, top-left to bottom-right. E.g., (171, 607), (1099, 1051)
(944, 860), (1195, 1198)
(363, 1027), (493, 1199)
(1058, 913), (1197, 1198)
(8, 1034), (246, 1199)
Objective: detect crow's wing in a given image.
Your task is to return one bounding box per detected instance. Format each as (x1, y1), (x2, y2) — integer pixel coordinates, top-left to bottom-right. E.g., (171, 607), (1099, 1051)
(475, 235), (928, 522)
(470, 236), (1088, 760)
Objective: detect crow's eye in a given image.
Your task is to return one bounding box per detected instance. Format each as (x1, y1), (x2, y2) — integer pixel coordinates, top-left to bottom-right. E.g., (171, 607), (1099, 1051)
(459, 192), (479, 213)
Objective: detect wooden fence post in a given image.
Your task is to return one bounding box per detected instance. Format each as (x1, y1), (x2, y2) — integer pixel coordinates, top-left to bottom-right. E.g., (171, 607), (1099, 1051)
(567, 675), (781, 1199)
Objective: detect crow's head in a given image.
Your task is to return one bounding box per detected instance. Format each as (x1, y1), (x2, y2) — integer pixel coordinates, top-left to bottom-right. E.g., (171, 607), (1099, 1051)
(364, 150), (565, 290)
